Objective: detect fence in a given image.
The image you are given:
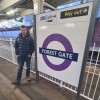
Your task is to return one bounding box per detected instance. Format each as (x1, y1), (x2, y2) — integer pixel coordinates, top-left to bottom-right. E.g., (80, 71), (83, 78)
(0, 38), (100, 100)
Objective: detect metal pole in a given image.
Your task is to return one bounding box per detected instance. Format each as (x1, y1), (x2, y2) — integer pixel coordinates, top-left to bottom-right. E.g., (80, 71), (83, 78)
(14, 8), (17, 21)
(33, 15), (39, 82)
(33, 0), (44, 82)
(76, 0), (99, 100)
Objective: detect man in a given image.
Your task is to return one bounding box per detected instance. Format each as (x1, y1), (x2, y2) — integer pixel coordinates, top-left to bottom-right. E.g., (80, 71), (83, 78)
(12, 25), (34, 85)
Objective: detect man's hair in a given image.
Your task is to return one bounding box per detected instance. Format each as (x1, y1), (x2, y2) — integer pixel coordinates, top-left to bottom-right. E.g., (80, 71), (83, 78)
(20, 25), (27, 29)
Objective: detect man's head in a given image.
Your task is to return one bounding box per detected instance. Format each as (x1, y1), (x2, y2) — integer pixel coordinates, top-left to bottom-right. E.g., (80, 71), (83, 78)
(20, 25), (27, 36)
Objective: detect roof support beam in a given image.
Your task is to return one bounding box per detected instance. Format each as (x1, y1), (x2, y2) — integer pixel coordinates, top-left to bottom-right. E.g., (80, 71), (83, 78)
(0, 0), (23, 12)
(33, 0), (44, 15)
(20, 9), (34, 16)
(44, 2), (56, 10)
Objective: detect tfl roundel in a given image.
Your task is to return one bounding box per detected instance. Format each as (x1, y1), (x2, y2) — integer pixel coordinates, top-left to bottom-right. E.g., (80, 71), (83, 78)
(39, 34), (78, 71)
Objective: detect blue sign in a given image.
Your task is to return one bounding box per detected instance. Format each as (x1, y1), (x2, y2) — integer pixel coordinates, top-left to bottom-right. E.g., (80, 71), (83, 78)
(39, 48), (78, 62)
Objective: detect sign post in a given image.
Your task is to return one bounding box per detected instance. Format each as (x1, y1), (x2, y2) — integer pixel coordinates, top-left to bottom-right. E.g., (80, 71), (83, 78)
(34, 15), (39, 82)
(76, 0), (99, 100)
(33, 0), (44, 82)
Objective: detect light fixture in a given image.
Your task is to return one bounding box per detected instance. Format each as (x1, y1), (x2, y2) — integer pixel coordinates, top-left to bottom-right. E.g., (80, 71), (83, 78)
(7, 9), (17, 15)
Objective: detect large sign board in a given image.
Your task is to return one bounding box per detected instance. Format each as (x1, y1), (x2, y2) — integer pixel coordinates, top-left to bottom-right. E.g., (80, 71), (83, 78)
(36, 2), (93, 87)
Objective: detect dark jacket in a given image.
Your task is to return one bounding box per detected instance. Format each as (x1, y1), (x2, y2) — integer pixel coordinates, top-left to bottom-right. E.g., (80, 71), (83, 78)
(15, 33), (34, 56)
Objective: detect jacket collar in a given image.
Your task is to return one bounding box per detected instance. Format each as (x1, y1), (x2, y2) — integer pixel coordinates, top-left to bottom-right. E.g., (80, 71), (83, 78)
(19, 32), (30, 38)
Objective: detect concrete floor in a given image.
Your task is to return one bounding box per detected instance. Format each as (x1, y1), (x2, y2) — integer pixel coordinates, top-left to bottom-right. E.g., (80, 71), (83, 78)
(0, 90), (8, 100)
(0, 57), (87, 100)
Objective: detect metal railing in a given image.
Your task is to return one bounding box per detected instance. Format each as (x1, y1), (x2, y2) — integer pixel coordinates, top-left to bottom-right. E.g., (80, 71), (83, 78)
(0, 38), (100, 100)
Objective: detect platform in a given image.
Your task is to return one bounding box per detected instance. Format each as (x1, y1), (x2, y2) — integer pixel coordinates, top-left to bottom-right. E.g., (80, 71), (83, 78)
(0, 57), (86, 100)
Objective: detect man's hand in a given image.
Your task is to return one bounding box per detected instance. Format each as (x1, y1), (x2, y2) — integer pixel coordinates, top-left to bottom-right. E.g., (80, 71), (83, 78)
(28, 55), (31, 57)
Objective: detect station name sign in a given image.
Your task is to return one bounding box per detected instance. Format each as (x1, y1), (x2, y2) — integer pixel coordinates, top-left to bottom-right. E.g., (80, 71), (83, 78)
(39, 48), (78, 62)
(61, 6), (89, 19)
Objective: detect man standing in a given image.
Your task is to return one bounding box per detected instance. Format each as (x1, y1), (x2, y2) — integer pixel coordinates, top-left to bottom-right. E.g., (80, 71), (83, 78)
(12, 25), (34, 85)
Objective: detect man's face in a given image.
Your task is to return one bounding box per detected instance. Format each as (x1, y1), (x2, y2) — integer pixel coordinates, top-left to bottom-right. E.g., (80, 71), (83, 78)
(21, 28), (27, 36)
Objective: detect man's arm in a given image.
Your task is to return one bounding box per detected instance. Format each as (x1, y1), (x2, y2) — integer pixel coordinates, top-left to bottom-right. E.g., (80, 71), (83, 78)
(15, 37), (19, 55)
(30, 37), (35, 56)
